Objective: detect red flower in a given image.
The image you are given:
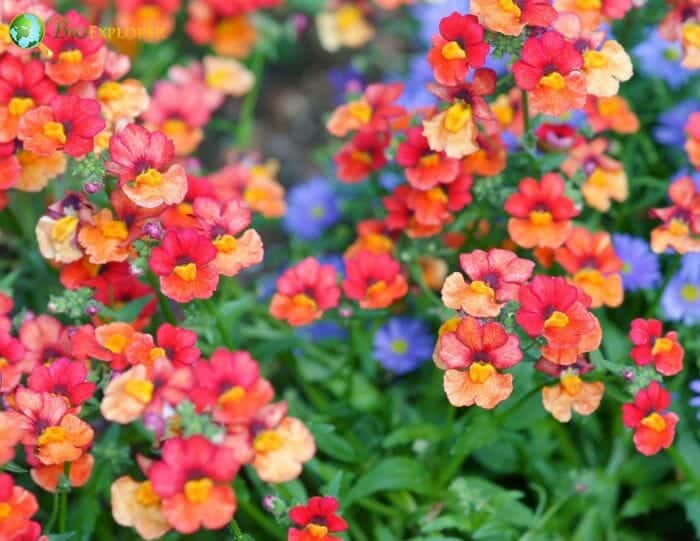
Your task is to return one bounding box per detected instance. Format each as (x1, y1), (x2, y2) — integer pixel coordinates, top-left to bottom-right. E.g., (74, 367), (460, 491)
(0, 332), (25, 393)
(154, 323), (201, 366)
(27, 358), (96, 410)
(629, 319), (684, 377)
(342, 251), (408, 309)
(270, 258), (341, 326)
(149, 229), (219, 303)
(334, 132), (388, 183)
(396, 126), (460, 190)
(650, 177), (700, 254)
(288, 496), (348, 541)
(622, 382), (678, 456)
(0, 473), (39, 540)
(428, 13), (489, 86)
(535, 123), (580, 152)
(326, 83), (405, 137)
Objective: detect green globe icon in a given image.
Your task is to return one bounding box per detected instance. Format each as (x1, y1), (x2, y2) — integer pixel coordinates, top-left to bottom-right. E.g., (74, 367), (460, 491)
(9, 13), (45, 49)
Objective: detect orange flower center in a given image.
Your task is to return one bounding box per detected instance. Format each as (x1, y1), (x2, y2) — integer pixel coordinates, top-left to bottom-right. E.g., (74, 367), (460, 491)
(43, 121), (67, 144)
(583, 50), (608, 69)
(498, 0), (522, 17)
(136, 481), (160, 507)
(529, 210), (553, 225)
(347, 100), (373, 123)
(99, 220), (129, 240)
(219, 385), (246, 405)
(668, 218), (689, 236)
(174, 263), (197, 282)
(351, 150), (373, 165)
(640, 412), (666, 432)
(162, 119), (188, 137)
(97, 81), (124, 101)
(469, 280), (496, 299)
(59, 49), (83, 63)
(51, 215), (79, 242)
(419, 153), (441, 168)
(178, 202), (194, 215)
(539, 72), (566, 90)
(426, 187), (448, 203)
(336, 5), (364, 30)
(683, 23), (700, 47)
(363, 233), (393, 253)
(575, 0), (601, 9)
(0, 502), (11, 519)
(367, 280), (388, 297)
(574, 268), (604, 286)
(597, 97), (621, 116)
(8, 97), (34, 116)
(561, 374), (583, 396)
(468, 362), (495, 384)
(104, 333), (128, 354)
(213, 234), (238, 253)
(124, 379), (154, 403)
(492, 102), (514, 126)
(244, 186), (267, 204)
(651, 337), (673, 355)
(306, 524), (330, 538)
(442, 41), (467, 60)
(443, 103), (472, 133)
(0, 357), (7, 368)
(682, 284), (700, 302)
(184, 478), (213, 504)
(135, 168), (163, 187)
(37, 426), (67, 446)
(544, 310), (569, 328)
(438, 317), (461, 336)
(587, 168), (609, 187)
(149, 347), (166, 362)
(135, 4), (163, 23)
(292, 293), (318, 311)
(254, 430), (284, 453)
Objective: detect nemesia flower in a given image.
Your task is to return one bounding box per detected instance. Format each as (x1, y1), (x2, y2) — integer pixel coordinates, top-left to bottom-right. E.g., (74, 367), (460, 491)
(516, 276), (602, 365)
(540, 360), (604, 422)
(584, 96), (639, 134)
(427, 13), (489, 86)
(681, 22), (700, 68)
(686, 112), (700, 169)
(441, 248), (534, 318)
(0, 142), (19, 192)
(395, 126), (460, 190)
(491, 89), (524, 136)
(27, 358), (96, 410)
(30, 453), (95, 493)
(535, 123), (579, 152)
(622, 381), (678, 456)
(101, 364), (155, 423)
(373, 317), (434, 374)
(203, 55), (254, 96)
(148, 435), (239, 533)
(650, 177), (700, 254)
(111, 476), (171, 540)
(460, 133), (508, 176)
(19, 314), (71, 367)
(186, 4), (257, 58)
(504, 173), (579, 249)
(0, 412), (21, 465)
(436, 316), (522, 409)
(629, 318), (684, 376)
(316, 4), (375, 52)
(95, 79), (150, 125)
(471, 0), (556, 36)
(342, 250), (408, 309)
(106, 123), (187, 208)
(77, 208), (132, 264)
(513, 32), (587, 117)
(0, 473), (38, 540)
(288, 496), (348, 541)
(71, 322), (137, 370)
(15, 148), (66, 192)
(581, 40), (633, 97)
(270, 258), (341, 326)
(612, 234), (661, 291)
(327, 82), (404, 137)
(149, 229), (220, 303)
(334, 131), (389, 183)
(115, 0), (180, 43)
(0, 332), (25, 393)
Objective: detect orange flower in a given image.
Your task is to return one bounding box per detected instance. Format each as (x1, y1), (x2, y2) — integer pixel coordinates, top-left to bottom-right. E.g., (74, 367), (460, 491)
(251, 416), (316, 483)
(77, 209), (132, 265)
(101, 364), (154, 424)
(35, 413), (94, 466)
(584, 96), (639, 134)
(115, 0), (178, 43)
(15, 149), (66, 192)
(203, 56), (254, 96)
(0, 412), (21, 465)
(542, 370), (605, 422)
(31, 453), (94, 493)
(96, 79), (150, 125)
(72, 322), (137, 371)
(471, 0), (556, 35)
(650, 177), (700, 254)
(111, 477), (171, 540)
(0, 473), (39, 539)
(418, 256), (448, 290)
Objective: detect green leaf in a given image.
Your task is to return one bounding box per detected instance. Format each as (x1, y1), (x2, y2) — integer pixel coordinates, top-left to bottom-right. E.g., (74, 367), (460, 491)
(99, 295), (152, 323)
(345, 457), (429, 504)
(383, 424), (445, 448)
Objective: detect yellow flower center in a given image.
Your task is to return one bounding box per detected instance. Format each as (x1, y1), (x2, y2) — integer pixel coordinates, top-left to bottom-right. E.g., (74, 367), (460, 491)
(587, 168), (609, 187)
(640, 412), (666, 432)
(583, 50), (608, 69)
(469, 280), (496, 299)
(419, 153), (441, 167)
(498, 0), (522, 17)
(59, 49), (83, 63)
(364, 233), (393, 253)
(162, 119), (188, 136)
(336, 5), (363, 30)
(178, 202), (194, 215)
(574, 268), (605, 286)
(0, 24), (10, 45)
(43, 121), (66, 144)
(184, 478), (213, 504)
(292, 293), (318, 310)
(669, 218), (690, 236)
(651, 337), (673, 355)
(426, 187), (448, 203)
(438, 317), (461, 336)
(213, 234), (238, 253)
(97, 81), (124, 101)
(149, 347), (166, 362)
(468, 362), (495, 384)
(244, 187), (266, 204)
(0, 357), (7, 368)
(0, 502), (11, 519)
(544, 310), (569, 329)
(442, 40), (467, 60)
(306, 524), (330, 538)
(99, 220), (129, 240)
(539, 72), (566, 90)
(205, 68), (230, 89)
(367, 280), (388, 297)
(136, 481), (160, 507)
(597, 97), (621, 116)
(135, 168), (163, 187)
(347, 100), (373, 123)
(575, 0), (601, 9)
(8, 97), (34, 116)
(391, 339), (408, 354)
(124, 379), (154, 403)
(529, 210), (553, 225)
(443, 103), (472, 133)
(37, 426), (67, 446)
(492, 101), (514, 126)
(51, 215), (79, 242)
(135, 4), (162, 23)
(351, 150), (373, 165)
(254, 430), (284, 453)
(681, 284), (699, 302)
(561, 373), (583, 395)
(173, 263), (197, 282)
(219, 385), (246, 405)
(683, 23), (700, 47)
(104, 333), (128, 354)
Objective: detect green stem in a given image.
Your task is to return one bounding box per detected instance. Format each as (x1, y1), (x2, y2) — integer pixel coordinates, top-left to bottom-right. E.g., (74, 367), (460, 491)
(230, 518), (245, 540)
(148, 273), (177, 324)
(58, 462), (71, 533)
(45, 490), (60, 533)
(236, 50), (265, 148)
(521, 89), (530, 135)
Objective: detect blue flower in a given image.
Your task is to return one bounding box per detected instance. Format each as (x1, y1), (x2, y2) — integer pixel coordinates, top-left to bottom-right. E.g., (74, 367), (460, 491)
(661, 255), (700, 324)
(654, 100), (700, 146)
(328, 66), (364, 104)
(612, 234), (661, 291)
(633, 31), (693, 89)
(297, 321), (348, 342)
(393, 55), (436, 110)
(373, 317), (434, 374)
(283, 177), (340, 240)
(689, 379), (700, 419)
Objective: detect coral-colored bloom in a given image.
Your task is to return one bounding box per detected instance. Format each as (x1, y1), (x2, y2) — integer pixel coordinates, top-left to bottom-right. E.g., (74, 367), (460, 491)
(127, 323), (200, 367)
(96, 79), (150, 125)
(441, 248), (534, 318)
(242, 164), (287, 218)
(342, 251), (408, 309)
(0, 412), (21, 465)
(461, 133), (508, 176)
(542, 370), (604, 422)
(28, 358), (96, 410)
(106, 123), (187, 208)
(437, 317), (521, 409)
(101, 364), (154, 424)
(427, 13), (489, 86)
(513, 32), (587, 116)
(396, 126), (460, 190)
(187, 2), (258, 58)
(516, 276), (602, 365)
(554, 227), (624, 308)
(471, 0), (556, 35)
(334, 132), (388, 183)
(19, 314), (71, 367)
(149, 229), (219, 303)
(327, 83), (405, 137)
(629, 318), (684, 377)
(554, 0), (632, 32)
(148, 435), (239, 533)
(115, 0), (180, 43)
(77, 208), (132, 264)
(0, 473), (38, 540)
(650, 177), (700, 253)
(584, 96), (639, 134)
(203, 56), (254, 96)
(686, 112), (700, 169)
(270, 258), (341, 326)
(504, 173), (579, 249)
(622, 382), (678, 456)
(16, 148), (66, 192)
(288, 496), (348, 541)
(71, 322), (137, 371)
(30, 453), (94, 493)
(0, 332), (25, 393)
(111, 477), (171, 540)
